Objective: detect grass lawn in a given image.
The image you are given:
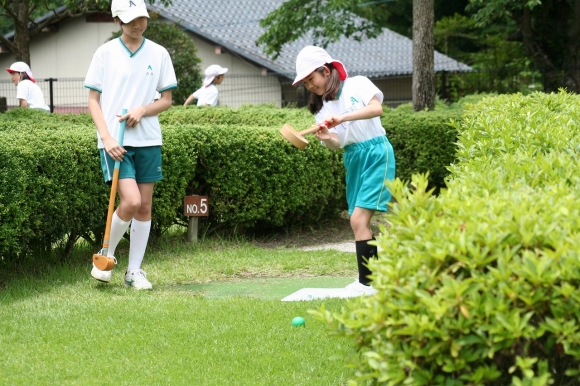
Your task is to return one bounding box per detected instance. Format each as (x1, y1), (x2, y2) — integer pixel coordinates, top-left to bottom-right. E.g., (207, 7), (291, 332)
(0, 221), (362, 385)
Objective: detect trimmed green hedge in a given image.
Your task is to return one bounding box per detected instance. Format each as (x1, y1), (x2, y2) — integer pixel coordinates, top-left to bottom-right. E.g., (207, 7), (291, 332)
(317, 91), (580, 384)
(382, 104), (461, 192)
(0, 103), (463, 262)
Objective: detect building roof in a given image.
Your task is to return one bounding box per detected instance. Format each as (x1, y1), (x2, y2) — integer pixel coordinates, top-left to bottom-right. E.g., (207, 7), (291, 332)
(150, 0), (471, 77)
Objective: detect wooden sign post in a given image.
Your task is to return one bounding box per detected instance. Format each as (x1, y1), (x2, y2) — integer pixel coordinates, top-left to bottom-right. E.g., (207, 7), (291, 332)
(184, 195), (209, 242)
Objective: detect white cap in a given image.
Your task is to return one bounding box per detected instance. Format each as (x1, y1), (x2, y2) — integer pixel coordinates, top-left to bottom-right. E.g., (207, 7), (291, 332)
(6, 62), (35, 83)
(111, 0), (149, 24)
(292, 46), (347, 86)
(203, 64), (228, 87)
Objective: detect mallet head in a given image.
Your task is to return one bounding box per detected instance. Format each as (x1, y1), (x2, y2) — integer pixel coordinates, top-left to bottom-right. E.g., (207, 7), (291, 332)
(92, 253), (116, 271)
(279, 124), (309, 150)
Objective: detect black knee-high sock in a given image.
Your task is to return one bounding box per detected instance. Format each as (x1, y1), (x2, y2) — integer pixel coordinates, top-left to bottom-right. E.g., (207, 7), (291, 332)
(355, 238), (378, 286)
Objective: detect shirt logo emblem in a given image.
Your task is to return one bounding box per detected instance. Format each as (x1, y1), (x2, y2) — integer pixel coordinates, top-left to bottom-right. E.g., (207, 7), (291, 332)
(350, 97), (358, 104)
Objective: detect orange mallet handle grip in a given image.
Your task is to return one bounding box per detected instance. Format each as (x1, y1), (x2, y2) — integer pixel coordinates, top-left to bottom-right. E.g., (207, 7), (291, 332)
(102, 168), (120, 250)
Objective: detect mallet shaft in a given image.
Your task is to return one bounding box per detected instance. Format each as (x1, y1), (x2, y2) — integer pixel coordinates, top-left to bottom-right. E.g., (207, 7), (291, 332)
(299, 121), (329, 136)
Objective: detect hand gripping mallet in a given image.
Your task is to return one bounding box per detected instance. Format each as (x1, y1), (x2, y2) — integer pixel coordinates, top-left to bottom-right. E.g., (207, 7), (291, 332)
(279, 121), (329, 150)
(92, 108), (127, 271)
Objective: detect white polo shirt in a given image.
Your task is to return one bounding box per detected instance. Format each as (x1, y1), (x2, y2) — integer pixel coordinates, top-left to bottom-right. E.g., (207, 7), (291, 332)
(16, 80), (50, 112)
(315, 76), (385, 148)
(84, 37), (177, 148)
(192, 84), (219, 106)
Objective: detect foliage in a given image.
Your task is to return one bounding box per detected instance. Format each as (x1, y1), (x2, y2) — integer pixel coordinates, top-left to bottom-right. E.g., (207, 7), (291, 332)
(381, 102), (462, 192)
(0, 106), (347, 261)
(313, 91), (580, 384)
(108, 13), (202, 106)
(434, 12), (542, 102)
(0, 109), (108, 260)
(466, 0), (580, 92)
(257, 0), (384, 59)
(0, 102), (466, 262)
(257, 0), (470, 59)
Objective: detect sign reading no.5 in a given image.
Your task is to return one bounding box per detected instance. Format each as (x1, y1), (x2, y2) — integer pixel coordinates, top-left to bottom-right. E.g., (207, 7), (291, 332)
(184, 196), (209, 217)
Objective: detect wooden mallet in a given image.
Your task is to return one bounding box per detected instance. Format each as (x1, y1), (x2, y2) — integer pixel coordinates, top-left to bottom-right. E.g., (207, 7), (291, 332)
(279, 121), (328, 150)
(92, 108), (127, 271)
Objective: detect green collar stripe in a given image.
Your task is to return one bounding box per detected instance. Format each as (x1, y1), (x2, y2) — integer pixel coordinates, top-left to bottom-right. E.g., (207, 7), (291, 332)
(118, 37), (146, 58)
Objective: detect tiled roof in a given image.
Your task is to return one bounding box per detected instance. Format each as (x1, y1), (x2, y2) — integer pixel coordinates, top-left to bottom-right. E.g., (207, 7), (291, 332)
(150, 0), (471, 78)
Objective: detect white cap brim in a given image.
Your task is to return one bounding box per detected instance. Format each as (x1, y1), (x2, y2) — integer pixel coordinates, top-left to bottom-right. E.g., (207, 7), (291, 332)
(116, 8), (149, 23)
(292, 60), (347, 86)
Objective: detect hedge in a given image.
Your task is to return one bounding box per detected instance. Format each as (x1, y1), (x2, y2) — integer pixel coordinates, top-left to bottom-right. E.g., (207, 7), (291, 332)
(316, 91), (580, 385)
(0, 103), (463, 262)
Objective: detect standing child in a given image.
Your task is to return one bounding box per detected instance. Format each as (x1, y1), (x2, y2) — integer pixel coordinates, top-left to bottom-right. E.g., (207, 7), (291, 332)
(183, 64), (228, 107)
(84, 0), (177, 290)
(5, 62), (50, 112)
(292, 45), (396, 298)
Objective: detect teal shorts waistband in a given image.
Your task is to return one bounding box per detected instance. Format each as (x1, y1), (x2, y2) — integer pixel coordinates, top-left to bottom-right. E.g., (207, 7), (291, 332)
(344, 136), (389, 153)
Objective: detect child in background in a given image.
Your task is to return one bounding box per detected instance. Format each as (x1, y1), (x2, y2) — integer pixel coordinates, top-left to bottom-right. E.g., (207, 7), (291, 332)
(292, 45), (396, 298)
(5, 62), (50, 112)
(84, 0), (177, 289)
(183, 64), (228, 107)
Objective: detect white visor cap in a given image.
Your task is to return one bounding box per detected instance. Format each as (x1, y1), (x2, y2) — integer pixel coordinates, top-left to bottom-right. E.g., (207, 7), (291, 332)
(292, 46), (347, 86)
(111, 0), (150, 24)
(203, 64), (229, 87)
(6, 61), (35, 83)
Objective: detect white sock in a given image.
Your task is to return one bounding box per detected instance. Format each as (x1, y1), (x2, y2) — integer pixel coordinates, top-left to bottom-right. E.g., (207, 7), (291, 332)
(107, 212), (131, 258)
(127, 219), (151, 272)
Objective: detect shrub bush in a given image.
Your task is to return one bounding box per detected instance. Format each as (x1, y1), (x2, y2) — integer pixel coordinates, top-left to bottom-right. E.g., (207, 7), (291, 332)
(0, 107), (346, 261)
(0, 102), (463, 262)
(314, 91), (580, 384)
(0, 118), (108, 259)
(382, 103), (462, 192)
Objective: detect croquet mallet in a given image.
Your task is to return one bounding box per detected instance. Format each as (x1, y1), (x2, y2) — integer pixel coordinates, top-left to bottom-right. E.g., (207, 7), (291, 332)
(279, 121), (329, 150)
(92, 108), (127, 271)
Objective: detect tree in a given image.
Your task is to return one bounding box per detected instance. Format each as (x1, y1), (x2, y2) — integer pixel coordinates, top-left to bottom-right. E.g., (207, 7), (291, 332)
(466, 0), (580, 93)
(413, 0), (435, 110)
(257, 0), (437, 111)
(109, 13), (203, 105)
(0, 0), (171, 65)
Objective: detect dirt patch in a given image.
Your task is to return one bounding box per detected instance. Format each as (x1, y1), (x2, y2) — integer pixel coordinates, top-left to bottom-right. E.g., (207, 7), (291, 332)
(252, 211), (386, 249)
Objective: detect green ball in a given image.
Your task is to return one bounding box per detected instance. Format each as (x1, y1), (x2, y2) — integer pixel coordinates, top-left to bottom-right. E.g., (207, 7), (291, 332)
(291, 316), (305, 327)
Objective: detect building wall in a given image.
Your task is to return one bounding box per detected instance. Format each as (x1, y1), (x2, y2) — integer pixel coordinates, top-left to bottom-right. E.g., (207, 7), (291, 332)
(0, 16), (283, 108)
(183, 33), (282, 107)
(0, 16), (118, 79)
(0, 15), (412, 110)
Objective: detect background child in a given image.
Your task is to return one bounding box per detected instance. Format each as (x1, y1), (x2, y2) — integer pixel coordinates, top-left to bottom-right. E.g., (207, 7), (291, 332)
(292, 45), (396, 298)
(5, 62), (50, 112)
(84, 0), (177, 290)
(183, 64), (228, 107)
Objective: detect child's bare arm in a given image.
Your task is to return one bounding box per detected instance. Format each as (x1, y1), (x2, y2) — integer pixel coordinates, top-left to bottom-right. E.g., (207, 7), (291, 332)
(88, 90), (126, 161)
(183, 93), (196, 106)
(315, 125), (340, 150)
(326, 96), (383, 127)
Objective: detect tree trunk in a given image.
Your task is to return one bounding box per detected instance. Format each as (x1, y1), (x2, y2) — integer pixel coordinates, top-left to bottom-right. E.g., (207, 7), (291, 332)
(412, 0), (435, 111)
(12, 0), (31, 64)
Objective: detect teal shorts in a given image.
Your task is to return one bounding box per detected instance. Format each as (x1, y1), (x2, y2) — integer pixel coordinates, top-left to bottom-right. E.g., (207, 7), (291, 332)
(343, 136), (396, 215)
(100, 146), (163, 184)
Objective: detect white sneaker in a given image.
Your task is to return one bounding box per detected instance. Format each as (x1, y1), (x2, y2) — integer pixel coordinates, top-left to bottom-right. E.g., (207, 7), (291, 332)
(124, 269), (153, 290)
(339, 280), (378, 298)
(91, 264), (112, 283)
